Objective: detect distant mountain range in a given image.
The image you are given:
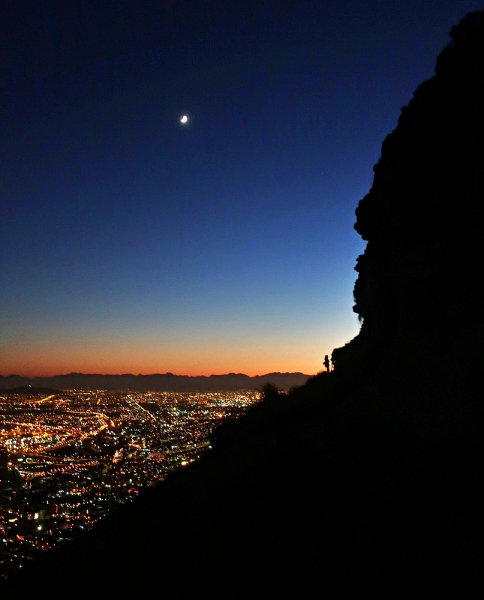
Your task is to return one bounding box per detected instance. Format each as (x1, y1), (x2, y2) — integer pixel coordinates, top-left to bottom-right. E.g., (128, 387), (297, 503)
(0, 372), (311, 392)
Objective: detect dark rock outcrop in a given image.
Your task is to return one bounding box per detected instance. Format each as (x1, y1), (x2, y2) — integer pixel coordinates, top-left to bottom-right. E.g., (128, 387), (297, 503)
(333, 11), (484, 397)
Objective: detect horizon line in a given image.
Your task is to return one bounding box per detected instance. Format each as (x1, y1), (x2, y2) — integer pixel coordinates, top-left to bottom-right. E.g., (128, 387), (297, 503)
(0, 370), (314, 379)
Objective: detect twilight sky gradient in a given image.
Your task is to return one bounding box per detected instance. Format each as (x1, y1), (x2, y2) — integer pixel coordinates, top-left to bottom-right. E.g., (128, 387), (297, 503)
(2, 1), (482, 377)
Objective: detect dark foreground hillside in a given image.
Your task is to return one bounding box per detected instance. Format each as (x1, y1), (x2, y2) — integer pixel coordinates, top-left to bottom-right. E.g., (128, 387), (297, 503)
(4, 11), (484, 597)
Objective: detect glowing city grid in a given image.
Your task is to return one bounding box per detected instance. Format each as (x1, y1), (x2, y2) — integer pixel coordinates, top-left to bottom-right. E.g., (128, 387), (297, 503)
(0, 389), (261, 578)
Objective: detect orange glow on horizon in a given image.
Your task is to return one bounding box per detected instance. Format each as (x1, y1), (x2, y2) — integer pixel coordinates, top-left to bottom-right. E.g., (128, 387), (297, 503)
(0, 351), (325, 379)
(0, 364), (320, 379)
(1, 325), (357, 380)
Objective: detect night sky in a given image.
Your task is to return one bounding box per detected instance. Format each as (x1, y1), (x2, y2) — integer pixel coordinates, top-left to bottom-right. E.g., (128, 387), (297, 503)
(2, 1), (481, 377)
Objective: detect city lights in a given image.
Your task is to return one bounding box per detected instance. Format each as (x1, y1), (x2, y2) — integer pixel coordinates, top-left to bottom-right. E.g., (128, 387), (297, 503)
(0, 389), (260, 578)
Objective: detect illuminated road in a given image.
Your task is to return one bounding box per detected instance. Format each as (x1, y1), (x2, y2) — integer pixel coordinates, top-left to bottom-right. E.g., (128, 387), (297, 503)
(36, 394), (57, 404)
(42, 410), (109, 451)
(125, 395), (158, 423)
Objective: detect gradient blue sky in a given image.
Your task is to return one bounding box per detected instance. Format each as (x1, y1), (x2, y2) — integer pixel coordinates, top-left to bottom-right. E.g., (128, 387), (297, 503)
(2, 1), (482, 376)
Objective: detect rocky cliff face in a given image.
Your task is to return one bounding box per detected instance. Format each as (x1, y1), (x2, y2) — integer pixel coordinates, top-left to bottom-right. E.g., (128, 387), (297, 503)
(333, 12), (484, 387)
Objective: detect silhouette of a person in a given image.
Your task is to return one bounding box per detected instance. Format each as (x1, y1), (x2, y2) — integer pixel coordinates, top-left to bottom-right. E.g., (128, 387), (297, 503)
(324, 355), (330, 372)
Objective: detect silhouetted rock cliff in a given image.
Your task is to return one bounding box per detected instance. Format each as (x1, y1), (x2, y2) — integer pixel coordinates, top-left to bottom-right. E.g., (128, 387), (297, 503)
(4, 12), (484, 597)
(333, 12), (484, 399)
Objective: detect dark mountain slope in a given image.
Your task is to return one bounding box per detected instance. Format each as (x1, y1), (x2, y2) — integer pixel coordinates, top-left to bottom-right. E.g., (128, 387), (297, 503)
(5, 379), (484, 596)
(4, 11), (484, 597)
